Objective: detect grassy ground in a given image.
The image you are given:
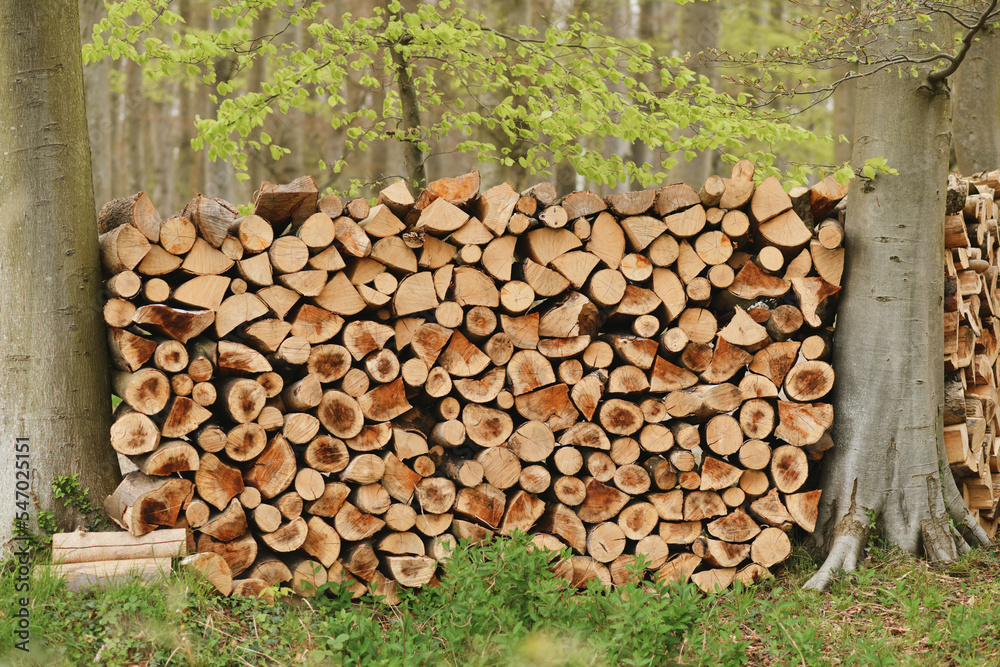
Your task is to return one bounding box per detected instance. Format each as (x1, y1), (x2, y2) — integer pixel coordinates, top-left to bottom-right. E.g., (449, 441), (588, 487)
(2, 533), (999, 666)
(690, 545), (1000, 666)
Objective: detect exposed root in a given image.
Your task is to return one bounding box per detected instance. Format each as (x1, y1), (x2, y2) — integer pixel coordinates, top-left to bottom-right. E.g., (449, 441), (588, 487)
(842, 542), (860, 573)
(938, 435), (992, 548)
(921, 515), (959, 564)
(955, 531), (972, 555)
(952, 508), (991, 549)
(802, 532), (864, 592)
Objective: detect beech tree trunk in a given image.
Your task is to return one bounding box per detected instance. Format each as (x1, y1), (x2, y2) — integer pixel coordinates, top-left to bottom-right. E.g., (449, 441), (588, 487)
(804, 14), (988, 590)
(601, 0), (632, 195)
(78, 0), (112, 212)
(0, 0), (120, 549)
(477, 0), (532, 192)
(386, 4), (428, 191)
(247, 7), (272, 194)
(124, 58), (145, 195)
(176, 0), (201, 209)
(669, 0), (721, 186)
(832, 63), (855, 166)
(629, 0), (665, 184)
(953, 24), (1000, 176)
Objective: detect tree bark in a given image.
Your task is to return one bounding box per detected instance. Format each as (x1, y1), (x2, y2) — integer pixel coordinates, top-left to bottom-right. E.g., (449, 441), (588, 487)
(247, 7), (272, 193)
(953, 24), (1000, 176)
(386, 3), (428, 191)
(204, 7), (240, 204)
(804, 13), (987, 590)
(629, 0), (666, 181)
(175, 0), (201, 210)
(669, 0), (721, 186)
(601, 0), (632, 195)
(0, 0), (121, 549)
(832, 63), (856, 166)
(477, 0), (532, 192)
(124, 58), (145, 195)
(78, 0), (112, 212)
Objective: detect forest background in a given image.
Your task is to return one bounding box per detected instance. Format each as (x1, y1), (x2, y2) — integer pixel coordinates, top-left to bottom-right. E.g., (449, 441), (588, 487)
(78, 0), (864, 217)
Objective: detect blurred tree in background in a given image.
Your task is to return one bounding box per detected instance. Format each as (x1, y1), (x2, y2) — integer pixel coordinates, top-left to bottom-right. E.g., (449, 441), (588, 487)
(80, 0), (846, 213)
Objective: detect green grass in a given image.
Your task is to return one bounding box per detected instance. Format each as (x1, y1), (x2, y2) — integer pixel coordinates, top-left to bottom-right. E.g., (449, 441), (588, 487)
(2, 534), (1000, 666)
(685, 544), (1000, 667)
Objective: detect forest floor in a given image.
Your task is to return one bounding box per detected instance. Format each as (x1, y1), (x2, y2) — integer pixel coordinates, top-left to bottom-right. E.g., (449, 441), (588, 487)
(1, 532), (999, 666)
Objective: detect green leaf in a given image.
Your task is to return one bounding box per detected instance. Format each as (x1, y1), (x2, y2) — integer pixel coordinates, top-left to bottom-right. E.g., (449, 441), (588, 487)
(834, 165), (854, 186)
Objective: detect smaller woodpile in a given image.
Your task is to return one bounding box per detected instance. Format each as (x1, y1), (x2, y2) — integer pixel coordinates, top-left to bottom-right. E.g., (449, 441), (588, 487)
(98, 162), (844, 599)
(944, 171), (1000, 535)
(50, 528), (187, 592)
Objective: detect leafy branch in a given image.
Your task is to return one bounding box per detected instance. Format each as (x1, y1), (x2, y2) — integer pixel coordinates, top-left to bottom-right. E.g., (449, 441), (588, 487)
(87, 0), (825, 193)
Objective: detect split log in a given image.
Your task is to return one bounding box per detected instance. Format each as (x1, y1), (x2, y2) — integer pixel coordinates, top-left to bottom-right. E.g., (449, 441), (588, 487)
(133, 440), (200, 475)
(107, 329), (156, 373)
(133, 305), (214, 344)
(786, 490), (822, 532)
(750, 527), (792, 568)
(254, 176), (318, 227)
(784, 360), (835, 401)
(774, 401), (834, 446)
(414, 477), (457, 514)
(99, 168), (836, 592)
(110, 408), (161, 456)
(261, 517), (309, 553)
(200, 499), (248, 542)
(105, 472), (193, 537)
(182, 552), (233, 596)
(197, 532), (258, 578)
(476, 447), (522, 489)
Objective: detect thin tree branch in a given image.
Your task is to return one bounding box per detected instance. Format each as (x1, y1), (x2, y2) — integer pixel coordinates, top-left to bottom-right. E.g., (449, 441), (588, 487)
(928, 6), (980, 30)
(928, 0), (999, 83)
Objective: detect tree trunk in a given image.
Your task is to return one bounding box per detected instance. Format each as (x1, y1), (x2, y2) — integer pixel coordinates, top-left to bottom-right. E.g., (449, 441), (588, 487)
(78, 0), (112, 212)
(477, 0), (532, 192)
(669, 0), (721, 186)
(629, 0), (665, 185)
(204, 8), (239, 203)
(177, 0), (201, 208)
(953, 24), (1000, 176)
(0, 0), (121, 549)
(601, 0), (632, 195)
(247, 7), (271, 192)
(386, 3), (427, 191)
(124, 58), (144, 195)
(146, 80), (166, 206)
(555, 161), (578, 197)
(273, 16), (305, 186)
(161, 83), (178, 213)
(804, 13), (988, 590)
(832, 63), (855, 166)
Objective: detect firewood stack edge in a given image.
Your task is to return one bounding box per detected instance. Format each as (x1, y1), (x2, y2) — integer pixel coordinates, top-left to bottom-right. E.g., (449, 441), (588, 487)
(98, 161), (844, 599)
(944, 170), (1000, 536)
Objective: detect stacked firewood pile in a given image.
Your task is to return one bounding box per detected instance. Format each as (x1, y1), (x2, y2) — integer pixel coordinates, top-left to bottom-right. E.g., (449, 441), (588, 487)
(944, 171), (1000, 537)
(99, 162), (844, 598)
